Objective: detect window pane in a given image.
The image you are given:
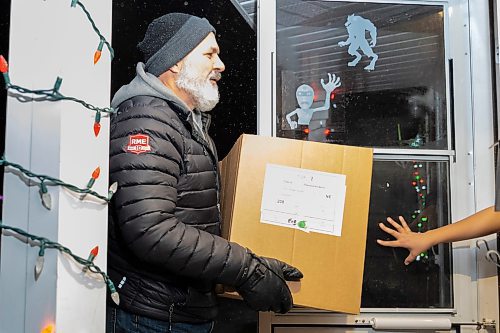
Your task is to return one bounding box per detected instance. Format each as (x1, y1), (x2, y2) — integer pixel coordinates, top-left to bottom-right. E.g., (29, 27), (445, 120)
(276, 1), (447, 149)
(362, 160), (452, 308)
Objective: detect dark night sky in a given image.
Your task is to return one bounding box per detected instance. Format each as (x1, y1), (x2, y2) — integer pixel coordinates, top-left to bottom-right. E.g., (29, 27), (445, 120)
(112, 2), (258, 331)
(112, 0), (257, 159)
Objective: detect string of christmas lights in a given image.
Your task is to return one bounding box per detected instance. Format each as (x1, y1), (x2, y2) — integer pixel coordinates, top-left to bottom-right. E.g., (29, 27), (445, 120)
(0, 2), (117, 330)
(0, 223), (120, 305)
(0, 55), (114, 137)
(70, 0), (114, 64)
(1, 157), (118, 210)
(410, 162), (429, 262)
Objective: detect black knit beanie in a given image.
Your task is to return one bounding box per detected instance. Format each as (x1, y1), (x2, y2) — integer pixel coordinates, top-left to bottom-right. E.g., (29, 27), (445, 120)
(138, 13), (216, 76)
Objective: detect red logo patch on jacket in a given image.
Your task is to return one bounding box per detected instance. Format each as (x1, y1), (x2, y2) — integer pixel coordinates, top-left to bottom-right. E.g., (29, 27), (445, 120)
(126, 134), (152, 154)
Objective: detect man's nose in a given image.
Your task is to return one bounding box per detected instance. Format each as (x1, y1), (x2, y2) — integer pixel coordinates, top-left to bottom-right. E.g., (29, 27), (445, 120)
(214, 55), (225, 72)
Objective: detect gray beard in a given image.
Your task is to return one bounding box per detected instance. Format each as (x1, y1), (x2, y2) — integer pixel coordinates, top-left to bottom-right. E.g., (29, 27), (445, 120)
(176, 62), (220, 112)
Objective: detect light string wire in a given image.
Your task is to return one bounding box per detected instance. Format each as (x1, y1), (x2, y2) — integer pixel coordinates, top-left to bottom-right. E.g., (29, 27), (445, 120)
(4, 79), (114, 115)
(0, 222), (119, 304)
(73, 0), (114, 60)
(1, 157), (113, 202)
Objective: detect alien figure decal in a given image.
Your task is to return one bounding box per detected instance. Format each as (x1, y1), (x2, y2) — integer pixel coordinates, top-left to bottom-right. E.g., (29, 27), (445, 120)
(285, 73), (341, 129)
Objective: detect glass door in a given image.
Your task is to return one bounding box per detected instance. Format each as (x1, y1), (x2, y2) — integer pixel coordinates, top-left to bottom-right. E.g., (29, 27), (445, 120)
(258, 0), (461, 311)
(275, 2), (448, 151)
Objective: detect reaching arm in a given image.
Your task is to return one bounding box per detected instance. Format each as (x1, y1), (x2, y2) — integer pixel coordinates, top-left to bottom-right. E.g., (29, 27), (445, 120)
(338, 36), (352, 47)
(313, 73), (341, 112)
(377, 206), (500, 264)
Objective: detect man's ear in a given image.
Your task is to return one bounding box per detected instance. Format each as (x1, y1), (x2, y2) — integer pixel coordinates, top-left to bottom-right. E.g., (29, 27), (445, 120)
(170, 62), (182, 74)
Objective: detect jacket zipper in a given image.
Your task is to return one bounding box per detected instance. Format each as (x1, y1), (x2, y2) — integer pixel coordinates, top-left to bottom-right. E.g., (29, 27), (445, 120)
(168, 303), (174, 332)
(188, 114), (223, 234)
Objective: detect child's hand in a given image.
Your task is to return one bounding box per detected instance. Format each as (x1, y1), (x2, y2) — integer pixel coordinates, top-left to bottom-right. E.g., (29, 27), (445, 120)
(377, 216), (433, 265)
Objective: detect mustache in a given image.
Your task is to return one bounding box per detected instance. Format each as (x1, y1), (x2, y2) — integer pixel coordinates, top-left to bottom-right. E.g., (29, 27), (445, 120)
(210, 72), (222, 81)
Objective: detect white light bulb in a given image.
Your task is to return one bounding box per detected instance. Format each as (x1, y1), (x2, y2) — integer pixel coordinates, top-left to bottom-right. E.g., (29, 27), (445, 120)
(34, 255), (44, 280)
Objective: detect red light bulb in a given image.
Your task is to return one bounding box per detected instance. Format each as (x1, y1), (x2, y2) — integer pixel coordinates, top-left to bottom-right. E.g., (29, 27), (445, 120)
(90, 245), (99, 257)
(92, 167), (101, 180)
(83, 246), (99, 273)
(93, 122), (101, 137)
(0, 55), (8, 73)
(94, 40), (105, 65)
(93, 50), (102, 65)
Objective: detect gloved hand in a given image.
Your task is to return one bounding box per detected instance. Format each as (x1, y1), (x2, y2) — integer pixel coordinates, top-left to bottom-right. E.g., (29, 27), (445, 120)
(236, 253), (303, 313)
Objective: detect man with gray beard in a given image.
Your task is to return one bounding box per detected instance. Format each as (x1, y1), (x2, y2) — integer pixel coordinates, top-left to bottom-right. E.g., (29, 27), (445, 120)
(107, 13), (303, 333)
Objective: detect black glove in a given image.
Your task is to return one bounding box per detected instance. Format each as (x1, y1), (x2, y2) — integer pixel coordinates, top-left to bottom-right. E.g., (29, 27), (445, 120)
(236, 253), (303, 313)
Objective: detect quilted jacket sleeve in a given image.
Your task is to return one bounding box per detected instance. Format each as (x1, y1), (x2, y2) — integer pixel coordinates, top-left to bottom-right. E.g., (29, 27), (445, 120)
(109, 100), (250, 287)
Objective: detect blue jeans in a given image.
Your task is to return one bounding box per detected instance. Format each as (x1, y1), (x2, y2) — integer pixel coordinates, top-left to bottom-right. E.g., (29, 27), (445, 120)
(106, 306), (214, 333)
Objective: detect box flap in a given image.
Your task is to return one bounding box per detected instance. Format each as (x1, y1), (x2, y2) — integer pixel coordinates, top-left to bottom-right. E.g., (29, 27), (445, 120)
(220, 134), (244, 240)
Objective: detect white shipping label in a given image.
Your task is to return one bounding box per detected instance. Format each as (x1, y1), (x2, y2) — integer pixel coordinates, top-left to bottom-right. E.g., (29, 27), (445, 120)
(260, 164), (346, 236)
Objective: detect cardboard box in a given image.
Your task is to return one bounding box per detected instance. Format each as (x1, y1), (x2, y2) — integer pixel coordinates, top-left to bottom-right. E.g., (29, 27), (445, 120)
(219, 134), (373, 314)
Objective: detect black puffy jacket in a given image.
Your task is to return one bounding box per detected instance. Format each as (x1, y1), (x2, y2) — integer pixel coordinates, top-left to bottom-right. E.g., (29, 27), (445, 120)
(108, 94), (252, 323)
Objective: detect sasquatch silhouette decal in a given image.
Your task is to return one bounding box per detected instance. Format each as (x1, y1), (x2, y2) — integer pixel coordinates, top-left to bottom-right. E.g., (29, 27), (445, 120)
(338, 14), (378, 71)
